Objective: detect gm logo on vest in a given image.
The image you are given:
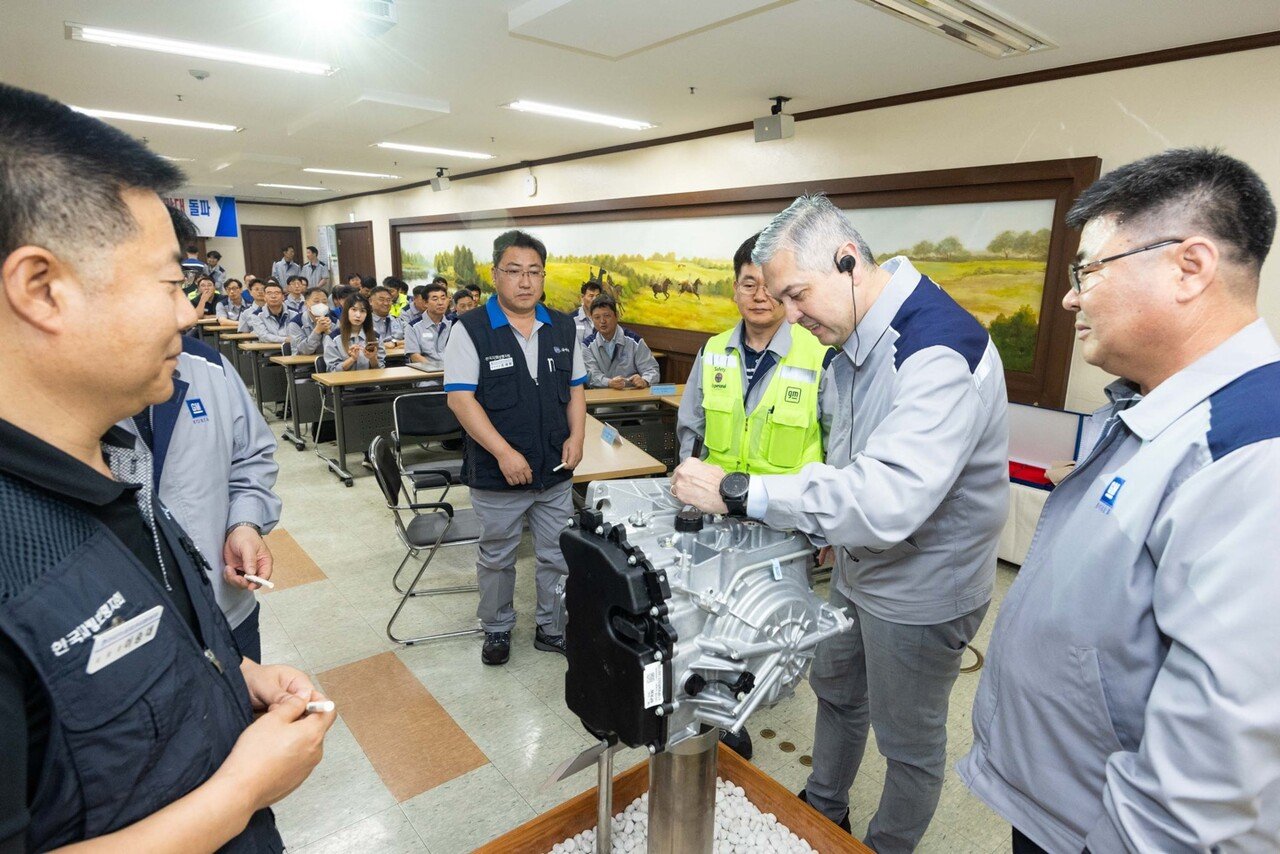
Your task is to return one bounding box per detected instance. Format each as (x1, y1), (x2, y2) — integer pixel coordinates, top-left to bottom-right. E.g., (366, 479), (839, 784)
(785, 387), (802, 404)
(1096, 476), (1125, 515)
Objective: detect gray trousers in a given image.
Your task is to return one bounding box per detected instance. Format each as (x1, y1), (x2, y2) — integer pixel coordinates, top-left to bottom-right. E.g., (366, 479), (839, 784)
(469, 480), (573, 634)
(806, 587), (988, 853)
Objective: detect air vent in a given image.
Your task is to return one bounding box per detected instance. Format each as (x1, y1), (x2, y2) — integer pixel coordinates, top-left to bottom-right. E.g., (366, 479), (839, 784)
(853, 0), (1053, 58)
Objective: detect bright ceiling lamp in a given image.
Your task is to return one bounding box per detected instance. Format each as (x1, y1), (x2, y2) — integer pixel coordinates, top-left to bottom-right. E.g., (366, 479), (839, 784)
(304, 167), (401, 179)
(65, 23), (337, 76)
(70, 106), (239, 132)
(256, 183), (329, 191)
(851, 0), (1051, 58)
(375, 142), (495, 160)
(503, 100), (654, 130)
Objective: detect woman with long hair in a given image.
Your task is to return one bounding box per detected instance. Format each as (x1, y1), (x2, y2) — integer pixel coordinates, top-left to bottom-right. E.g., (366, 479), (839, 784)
(323, 293), (386, 371)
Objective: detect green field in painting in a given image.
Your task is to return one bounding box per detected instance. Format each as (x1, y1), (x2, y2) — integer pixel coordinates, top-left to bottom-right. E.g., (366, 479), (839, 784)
(914, 259), (1046, 327)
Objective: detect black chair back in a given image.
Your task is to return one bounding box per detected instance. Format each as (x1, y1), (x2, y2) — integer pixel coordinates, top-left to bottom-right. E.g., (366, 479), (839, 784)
(368, 435), (402, 507)
(393, 392), (463, 444)
(282, 339), (293, 356)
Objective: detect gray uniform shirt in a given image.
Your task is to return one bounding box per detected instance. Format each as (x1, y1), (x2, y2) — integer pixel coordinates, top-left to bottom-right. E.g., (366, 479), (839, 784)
(271, 258), (302, 287)
(372, 313), (405, 342)
(302, 261), (329, 292)
(572, 307), (594, 344)
(749, 257), (1008, 625)
(324, 328), (386, 371)
(250, 307), (296, 344)
(676, 321), (837, 461)
(405, 315), (451, 370)
(216, 298), (248, 321)
(237, 305), (263, 333)
(287, 311), (330, 356)
(960, 320), (1280, 853)
(582, 327), (660, 387)
(119, 339), (281, 628)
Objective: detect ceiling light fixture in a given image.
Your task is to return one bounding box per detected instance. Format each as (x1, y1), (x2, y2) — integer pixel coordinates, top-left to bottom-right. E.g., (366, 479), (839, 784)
(65, 23), (337, 75)
(503, 100), (654, 130)
(256, 183), (329, 191)
(374, 142), (495, 160)
(70, 106), (240, 132)
(303, 167), (401, 179)
(851, 0), (1051, 58)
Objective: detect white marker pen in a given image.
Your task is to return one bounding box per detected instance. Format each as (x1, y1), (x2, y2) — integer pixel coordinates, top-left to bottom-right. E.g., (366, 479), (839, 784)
(242, 573), (275, 589)
(552, 462), (567, 472)
(305, 700), (335, 714)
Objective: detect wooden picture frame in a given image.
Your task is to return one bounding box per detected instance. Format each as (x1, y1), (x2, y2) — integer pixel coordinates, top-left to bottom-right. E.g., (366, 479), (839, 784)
(391, 157), (1100, 407)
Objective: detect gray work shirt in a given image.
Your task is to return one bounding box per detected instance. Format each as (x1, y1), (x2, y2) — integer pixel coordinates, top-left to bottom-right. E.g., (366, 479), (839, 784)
(749, 257), (1009, 625)
(286, 311), (330, 356)
(237, 305), (264, 333)
(323, 328), (386, 371)
(959, 319), (1280, 853)
(250, 307), (296, 344)
(216, 298), (248, 321)
(271, 258), (302, 287)
(572, 307), (594, 344)
(676, 321), (838, 461)
(406, 315), (452, 371)
(583, 327), (660, 388)
(302, 261), (329, 292)
(372, 313), (405, 342)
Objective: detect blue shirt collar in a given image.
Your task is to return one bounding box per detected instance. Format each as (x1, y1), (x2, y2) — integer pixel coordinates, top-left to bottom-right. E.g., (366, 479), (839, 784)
(486, 296), (551, 329)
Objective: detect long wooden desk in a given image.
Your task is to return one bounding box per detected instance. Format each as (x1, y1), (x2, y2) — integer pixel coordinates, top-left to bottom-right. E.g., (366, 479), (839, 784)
(582, 384), (685, 468)
(311, 366), (444, 485)
(574, 415), (665, 483)
(583, 384), (685, 407)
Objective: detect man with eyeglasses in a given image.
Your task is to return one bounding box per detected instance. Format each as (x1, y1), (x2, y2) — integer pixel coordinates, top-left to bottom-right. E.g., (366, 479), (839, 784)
(444, 230), (586, 666)
(958, 148), (1280, 854)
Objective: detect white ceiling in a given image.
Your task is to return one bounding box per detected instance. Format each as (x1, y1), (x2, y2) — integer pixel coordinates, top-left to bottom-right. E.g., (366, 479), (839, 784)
(1, 0), (1276, 204)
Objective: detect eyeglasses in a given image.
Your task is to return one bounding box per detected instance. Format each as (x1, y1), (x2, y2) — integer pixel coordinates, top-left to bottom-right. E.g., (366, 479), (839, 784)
(496, 267), (546, 281)
(735, 280), (777, 300)
(1069, 238), (1183, 293)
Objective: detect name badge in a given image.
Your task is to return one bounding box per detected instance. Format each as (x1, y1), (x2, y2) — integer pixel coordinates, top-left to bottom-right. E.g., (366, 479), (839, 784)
(488, 356), (514, 371)
(649, 383), (678, 397)
(600, 423), (622, 446)
(780, 365), (817, 384)
(86, 605), (163, 674)
(708, 354), (732, 368)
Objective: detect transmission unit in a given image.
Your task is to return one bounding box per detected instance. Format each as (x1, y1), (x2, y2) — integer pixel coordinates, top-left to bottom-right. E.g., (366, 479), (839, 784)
(562, 479), (854, 753)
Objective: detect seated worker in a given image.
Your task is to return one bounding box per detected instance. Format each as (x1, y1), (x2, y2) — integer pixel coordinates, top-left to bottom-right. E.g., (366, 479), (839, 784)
(216, 278), (249, 321)
(344, 272), (363, 290)
(404, 281), (451, 370)
(328, 284), (355, 322)
(358, 275), (375, 299)
(466, 282), (482, 307)
(582, 294), (660, 389)
(248, 279), (297, 344)
(205, 249), (227, 287)
(452, 287), (477, 317)
(283, 274), (307, 313)
(237, 278), (267, 331)
(387, 278), (410, 316)
(368, 285), (404, 342)
(287, 287), (334, 356)
(572, 279), (601, 343)
(324, 294), (386, 371)
(404, 284), (427, 324)
(242, 273), (258, 302)
(189, 273), (223, 318)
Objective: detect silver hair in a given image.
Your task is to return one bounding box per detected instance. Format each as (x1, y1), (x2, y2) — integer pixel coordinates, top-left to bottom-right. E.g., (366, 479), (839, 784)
(752, 193), (876, 272)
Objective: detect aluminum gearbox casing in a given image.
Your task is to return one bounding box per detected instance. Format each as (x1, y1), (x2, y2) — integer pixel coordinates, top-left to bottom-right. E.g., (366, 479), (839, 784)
(561, 478), (854, 753)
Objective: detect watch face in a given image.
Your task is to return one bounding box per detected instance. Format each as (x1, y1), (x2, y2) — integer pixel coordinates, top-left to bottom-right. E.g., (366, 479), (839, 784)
(721, 472), (750, 500)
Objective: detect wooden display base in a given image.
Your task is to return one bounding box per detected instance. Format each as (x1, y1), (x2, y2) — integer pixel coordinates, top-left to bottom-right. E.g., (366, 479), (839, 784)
(476, 743), (870, 853)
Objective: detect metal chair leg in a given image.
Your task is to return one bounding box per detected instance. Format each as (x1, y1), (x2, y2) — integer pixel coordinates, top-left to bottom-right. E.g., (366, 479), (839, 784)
(386, 531), (481, 646)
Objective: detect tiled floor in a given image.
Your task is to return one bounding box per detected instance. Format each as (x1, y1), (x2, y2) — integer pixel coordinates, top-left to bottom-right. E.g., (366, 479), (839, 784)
(260, 424), (1018, 853)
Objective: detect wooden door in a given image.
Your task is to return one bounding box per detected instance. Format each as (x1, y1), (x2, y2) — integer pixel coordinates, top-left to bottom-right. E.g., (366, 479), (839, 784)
(241, 224), (303, 281)
(336, 221), (376, 283)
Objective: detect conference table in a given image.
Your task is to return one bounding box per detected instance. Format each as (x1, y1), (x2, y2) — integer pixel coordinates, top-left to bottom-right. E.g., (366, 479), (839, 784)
(582, 384), (686, 468)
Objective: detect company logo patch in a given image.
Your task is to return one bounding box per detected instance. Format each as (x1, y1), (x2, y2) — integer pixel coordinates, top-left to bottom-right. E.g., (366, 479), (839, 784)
(714, 371), (725, 385)
(785, 386), (802, 404)
(1096, 476), (1125, 515)
(186, 398), (208, 422)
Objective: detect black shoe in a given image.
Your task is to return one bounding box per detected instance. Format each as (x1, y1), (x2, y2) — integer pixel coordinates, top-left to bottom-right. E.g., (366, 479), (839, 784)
(798, 789), (852, 834)
(481, 631), (511, 666)
(534, 626), (566, 656)
(719, 728), (754, 760)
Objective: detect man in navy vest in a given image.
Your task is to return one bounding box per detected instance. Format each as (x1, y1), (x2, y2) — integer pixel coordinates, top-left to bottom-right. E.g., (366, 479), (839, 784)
(0, 82), (334, 853)
(444, 230), (587, 666)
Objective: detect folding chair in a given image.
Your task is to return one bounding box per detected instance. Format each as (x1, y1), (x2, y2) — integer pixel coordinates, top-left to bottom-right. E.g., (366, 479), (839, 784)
(391, 391), (466, 503)
(369, 434), (483, 645)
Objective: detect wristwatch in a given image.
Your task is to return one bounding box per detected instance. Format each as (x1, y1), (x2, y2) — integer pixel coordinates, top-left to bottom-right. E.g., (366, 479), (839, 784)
(719, 471), (750, 517)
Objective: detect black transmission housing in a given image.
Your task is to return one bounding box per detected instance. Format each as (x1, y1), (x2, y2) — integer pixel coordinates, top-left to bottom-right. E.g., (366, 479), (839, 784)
(561, 507), (677, 751)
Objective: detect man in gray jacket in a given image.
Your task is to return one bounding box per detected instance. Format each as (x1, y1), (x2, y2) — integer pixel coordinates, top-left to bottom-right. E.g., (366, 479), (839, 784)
(581, 294), (659, 388)
(672, 194), (1008, 852)
(960, 149), (1280, 853)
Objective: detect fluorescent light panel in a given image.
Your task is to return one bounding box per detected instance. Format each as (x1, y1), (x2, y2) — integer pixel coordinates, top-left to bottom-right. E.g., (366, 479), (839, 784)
(853, 0), (1051, 58)
(256, 183), (329, 191)
(503, 100), (654, 131)
(70, 106), (239, 132)
(303, 167), (401, 179)
(375, 142), (495, 160)
(66, 23), (337, 75)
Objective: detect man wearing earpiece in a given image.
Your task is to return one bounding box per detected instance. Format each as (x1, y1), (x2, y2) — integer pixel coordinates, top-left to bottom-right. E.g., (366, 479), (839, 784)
(672, 194), (1009, 853)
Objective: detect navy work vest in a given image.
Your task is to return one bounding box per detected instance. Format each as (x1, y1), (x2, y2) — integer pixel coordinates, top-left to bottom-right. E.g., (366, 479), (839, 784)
(0, 472), (282, 852)
(459, 300), (576, 491)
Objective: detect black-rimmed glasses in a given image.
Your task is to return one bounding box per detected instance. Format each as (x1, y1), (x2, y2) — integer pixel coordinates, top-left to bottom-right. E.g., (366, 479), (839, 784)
(1069, 238), (1183, 293)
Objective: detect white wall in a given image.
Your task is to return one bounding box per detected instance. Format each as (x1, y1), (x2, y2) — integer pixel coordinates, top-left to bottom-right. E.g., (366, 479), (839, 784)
(296, 46), (1280, 413)
(205, 203), (308, 281)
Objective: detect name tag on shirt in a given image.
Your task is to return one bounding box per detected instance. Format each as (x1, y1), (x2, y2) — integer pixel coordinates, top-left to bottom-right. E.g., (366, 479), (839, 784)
(86, 605), (163, 674)
(779, 365), (817, 384)
(488, 356), (514, 371)
(708, 354), (732, 368)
